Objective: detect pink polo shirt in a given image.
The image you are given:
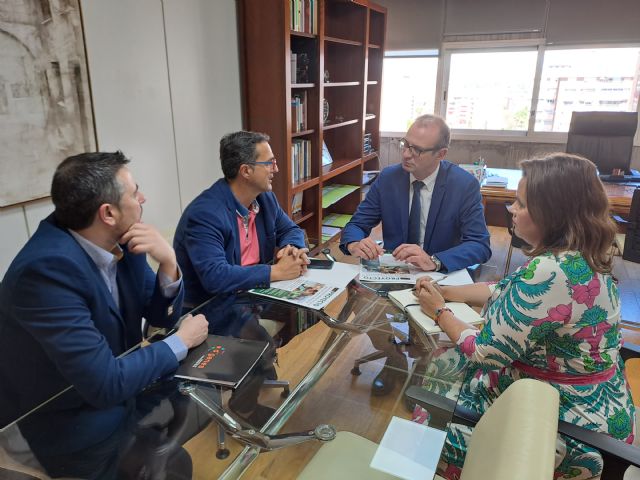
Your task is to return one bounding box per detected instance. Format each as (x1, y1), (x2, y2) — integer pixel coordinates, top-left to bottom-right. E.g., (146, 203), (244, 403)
(236, 202), (260, 266)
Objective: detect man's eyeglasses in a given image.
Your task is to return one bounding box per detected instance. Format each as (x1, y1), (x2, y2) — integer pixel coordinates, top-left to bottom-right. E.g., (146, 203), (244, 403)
(398, 138), (443, 157)
(248, 159), (277, 168)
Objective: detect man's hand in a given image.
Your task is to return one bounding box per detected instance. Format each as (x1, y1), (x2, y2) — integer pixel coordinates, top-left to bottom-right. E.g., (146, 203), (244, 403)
(120, 223), (178, 280)
(393, 244), (436, 271)
(176, 313), (209, 349)
(347, 238), (383, 260)
(276, 245), (310, 264)
(270, 253), (306, 282)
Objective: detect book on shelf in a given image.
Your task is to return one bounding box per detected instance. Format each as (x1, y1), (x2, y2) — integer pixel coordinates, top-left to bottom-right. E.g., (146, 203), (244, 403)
(290, 53), (297, 83)
(291, 91), (307, 132)
(250, 261), (359, 310)
(291, 191), (303, 215)
(362, 170), (379, 185)
(321, 141), (333, 167)
(289, 0), (317, 34)
(321, 184), (358, 208)
(321, 225), (341, 243)
(174, 335), (269, 388)
(388, 289), (484, 334)
(291, 139), (311, 183)
(322, 213), (352, 228)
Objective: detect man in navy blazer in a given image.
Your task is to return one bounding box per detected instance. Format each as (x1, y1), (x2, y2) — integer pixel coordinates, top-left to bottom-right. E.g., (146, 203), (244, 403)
(0, 152), (208, 457)
(340, 115), (491, 396)
(174, 131), (308, 308)
(340, 114), (490, 272)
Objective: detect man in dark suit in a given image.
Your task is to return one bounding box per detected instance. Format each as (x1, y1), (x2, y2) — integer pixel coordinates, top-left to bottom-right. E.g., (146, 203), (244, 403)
(174, 130), (309, 308)
(341, 114), (490, 271)
(340, 114), (491, 395)
(0, 152), (209, 434)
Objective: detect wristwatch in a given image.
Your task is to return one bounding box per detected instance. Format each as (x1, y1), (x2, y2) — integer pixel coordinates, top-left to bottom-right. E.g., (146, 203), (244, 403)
(431, 255), (442, 272)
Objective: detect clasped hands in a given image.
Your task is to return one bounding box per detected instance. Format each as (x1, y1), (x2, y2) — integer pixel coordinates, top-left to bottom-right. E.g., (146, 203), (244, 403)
(271, 244), (310, 281)
(413, 276), (447, 319)
(347, 238), (438, 271)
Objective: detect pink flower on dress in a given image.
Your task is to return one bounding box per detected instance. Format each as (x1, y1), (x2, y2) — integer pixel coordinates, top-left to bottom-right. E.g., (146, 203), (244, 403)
(531, 303), (572, 327)
(571, 277), (601, 308)
(443, 465), (462, 480)
(411, 405), (430, 425)
(459, 335), (476, 357)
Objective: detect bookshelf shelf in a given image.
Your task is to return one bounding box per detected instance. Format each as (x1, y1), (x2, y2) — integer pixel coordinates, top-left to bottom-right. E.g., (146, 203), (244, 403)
(322, 118), (359, 131)
(292, 210), (315, 225)
(292, 176), (320, 194)
(240, 0), (386, 244)
(363, 152), (379, 163)
(324, 36), (363, 46)
(323, 81), (361, 87)
(292, 129), (315, 138)
(291, 31), (316, 39)
(322, 158), (361, 181)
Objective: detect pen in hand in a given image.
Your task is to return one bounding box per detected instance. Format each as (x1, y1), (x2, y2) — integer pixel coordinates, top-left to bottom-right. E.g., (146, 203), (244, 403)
(412, 274), (449, 293)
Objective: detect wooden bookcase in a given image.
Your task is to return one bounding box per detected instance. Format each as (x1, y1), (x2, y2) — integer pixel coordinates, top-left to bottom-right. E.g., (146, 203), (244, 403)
(238, 0), (386, 247)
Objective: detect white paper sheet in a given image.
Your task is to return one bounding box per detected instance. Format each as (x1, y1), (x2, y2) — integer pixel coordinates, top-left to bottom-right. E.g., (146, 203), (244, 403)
(370, 416), (447, 480)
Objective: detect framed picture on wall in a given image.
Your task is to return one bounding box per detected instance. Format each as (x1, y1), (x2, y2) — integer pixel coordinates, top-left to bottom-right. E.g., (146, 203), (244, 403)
(0, 0), (96, 207)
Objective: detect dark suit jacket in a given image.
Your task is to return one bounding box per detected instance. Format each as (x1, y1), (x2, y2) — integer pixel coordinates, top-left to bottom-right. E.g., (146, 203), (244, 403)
(174, 178), (305, 305)
(340, 161), (491, 272)
(0, 214), (183, 433)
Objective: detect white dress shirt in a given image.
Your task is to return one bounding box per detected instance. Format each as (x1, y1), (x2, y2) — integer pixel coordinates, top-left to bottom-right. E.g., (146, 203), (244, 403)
(409, 165), (439, 249)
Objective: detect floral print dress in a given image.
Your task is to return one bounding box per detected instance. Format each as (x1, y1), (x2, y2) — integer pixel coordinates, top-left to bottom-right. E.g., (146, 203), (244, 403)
(414, 251), (636, 479)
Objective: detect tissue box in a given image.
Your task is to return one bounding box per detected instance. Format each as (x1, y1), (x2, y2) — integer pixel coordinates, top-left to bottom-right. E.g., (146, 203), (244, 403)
(459, 164), (486, 183)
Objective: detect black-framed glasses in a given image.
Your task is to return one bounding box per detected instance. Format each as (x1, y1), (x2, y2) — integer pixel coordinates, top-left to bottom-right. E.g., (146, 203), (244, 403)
(398, 138), (443, 157)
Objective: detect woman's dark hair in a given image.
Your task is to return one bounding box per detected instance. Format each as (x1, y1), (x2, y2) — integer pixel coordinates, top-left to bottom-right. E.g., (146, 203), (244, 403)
(520, 153), (617, 273)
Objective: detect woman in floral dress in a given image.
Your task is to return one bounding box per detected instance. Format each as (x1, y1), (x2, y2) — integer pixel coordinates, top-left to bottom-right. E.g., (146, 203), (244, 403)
(414, 153), (635, 479)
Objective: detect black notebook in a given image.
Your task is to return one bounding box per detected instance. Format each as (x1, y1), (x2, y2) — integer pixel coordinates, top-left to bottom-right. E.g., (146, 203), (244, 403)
(174, 335), (269, 389)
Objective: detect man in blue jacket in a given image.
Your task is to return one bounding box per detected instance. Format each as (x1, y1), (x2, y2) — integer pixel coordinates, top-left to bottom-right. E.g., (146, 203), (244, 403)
(174, 131), (309, 308)
(340, 114), (491, 395)
(0, 152), (208, 471)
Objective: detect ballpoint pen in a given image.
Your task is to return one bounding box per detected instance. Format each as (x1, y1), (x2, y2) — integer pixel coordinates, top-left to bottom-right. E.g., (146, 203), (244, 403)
(411, 274), (449, 292)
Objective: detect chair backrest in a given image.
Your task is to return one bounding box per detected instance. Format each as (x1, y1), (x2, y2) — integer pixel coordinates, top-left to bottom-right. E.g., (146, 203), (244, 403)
(566, 111), (638, 175)
(623, 188), (640, 264)
(460, 379), (559, 480)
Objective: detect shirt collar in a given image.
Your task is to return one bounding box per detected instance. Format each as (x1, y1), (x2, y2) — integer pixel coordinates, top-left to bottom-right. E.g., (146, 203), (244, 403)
(410, 164), (440, 193)
(235, 199), (260, 219)
(69, 230), (122, 269)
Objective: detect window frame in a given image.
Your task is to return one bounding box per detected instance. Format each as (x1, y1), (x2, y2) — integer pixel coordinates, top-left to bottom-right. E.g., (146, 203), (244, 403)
(379, 50), (440, 137)
(436, 40), (640, 145)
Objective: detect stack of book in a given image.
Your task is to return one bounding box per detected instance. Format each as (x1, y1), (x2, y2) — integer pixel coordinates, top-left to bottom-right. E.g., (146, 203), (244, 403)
(289, 0), (317, 34)
(485, 174), (508, 188)
(291, 92), (307, 132)
(363, 133), (374, 155)
(321, 213), (352, 243)
(291, 139), (311, 183)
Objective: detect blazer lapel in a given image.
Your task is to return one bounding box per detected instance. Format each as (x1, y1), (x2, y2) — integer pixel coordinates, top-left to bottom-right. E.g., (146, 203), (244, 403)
(423, 163), (447, 250)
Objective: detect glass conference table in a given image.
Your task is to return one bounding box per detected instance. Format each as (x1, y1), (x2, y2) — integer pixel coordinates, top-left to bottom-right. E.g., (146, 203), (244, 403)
(0, 257), (472, 480)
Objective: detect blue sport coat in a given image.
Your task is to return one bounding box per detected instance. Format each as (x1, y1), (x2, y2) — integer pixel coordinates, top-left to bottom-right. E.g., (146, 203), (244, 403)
(0, 214), (183, 433)
(173, 178), (305, 305)
(340, 161), (491, 271)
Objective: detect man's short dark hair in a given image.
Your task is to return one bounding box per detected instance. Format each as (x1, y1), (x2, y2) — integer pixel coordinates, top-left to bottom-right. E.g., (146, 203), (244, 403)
(413, 114), (450, 149)
(220, 131), (270, 179)
(51, 151), (130, 230)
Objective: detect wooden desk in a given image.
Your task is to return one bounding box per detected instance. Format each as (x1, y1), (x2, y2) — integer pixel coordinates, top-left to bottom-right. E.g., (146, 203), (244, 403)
(481, 167), (636, 227)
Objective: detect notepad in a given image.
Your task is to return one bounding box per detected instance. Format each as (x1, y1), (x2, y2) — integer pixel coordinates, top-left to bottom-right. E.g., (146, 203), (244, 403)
(388, 288), (484, 334)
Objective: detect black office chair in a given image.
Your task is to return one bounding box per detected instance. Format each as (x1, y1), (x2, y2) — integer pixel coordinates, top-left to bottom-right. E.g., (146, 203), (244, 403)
(504, 203), (531, 277)
(621, 188), (640, 264)
(566, 111), (638, 175)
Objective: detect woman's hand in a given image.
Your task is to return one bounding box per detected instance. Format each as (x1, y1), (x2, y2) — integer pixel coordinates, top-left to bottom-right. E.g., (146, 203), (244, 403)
(414, 278), (446, 318)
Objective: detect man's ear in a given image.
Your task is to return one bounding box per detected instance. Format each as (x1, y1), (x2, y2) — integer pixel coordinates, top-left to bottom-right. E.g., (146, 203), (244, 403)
(97, 203), (118, 226)
(437, 147), (449, 161)
(240, 164), (253, 180)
